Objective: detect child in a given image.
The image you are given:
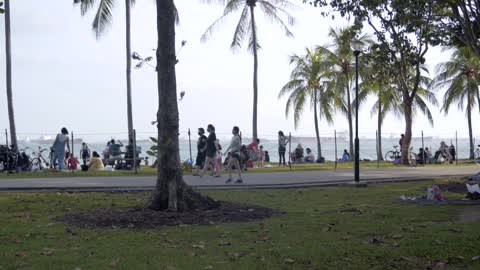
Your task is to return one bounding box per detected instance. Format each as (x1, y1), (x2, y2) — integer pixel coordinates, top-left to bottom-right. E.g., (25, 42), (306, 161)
(67, 154), (79, 170)
(145, 157), (149, 167)
(256, 145), (265, 168)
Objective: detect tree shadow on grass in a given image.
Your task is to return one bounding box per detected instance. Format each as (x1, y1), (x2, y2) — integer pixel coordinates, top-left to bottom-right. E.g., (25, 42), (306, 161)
(55, 201), (284, 229)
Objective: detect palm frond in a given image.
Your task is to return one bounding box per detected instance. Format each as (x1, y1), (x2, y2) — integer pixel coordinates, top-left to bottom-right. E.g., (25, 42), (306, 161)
(200, 0), (245, 43)
(92, 0), (115, 39)
(230, 5), (250, 49)
(258, 1), (295, 38)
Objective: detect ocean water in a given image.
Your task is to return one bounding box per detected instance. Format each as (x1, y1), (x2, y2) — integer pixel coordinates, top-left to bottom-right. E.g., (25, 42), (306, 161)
(11, 136), (477, 164)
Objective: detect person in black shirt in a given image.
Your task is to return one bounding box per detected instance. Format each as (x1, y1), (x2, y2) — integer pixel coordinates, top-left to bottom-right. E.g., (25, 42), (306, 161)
(193, 127), (208, 176)
(201, 124), (221, 177)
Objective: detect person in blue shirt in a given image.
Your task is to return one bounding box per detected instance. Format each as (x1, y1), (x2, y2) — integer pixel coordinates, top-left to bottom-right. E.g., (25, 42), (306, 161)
(342, 149), (350, 161)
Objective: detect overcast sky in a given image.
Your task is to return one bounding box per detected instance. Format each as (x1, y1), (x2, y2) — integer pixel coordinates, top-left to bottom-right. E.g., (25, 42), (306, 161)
(0, 0), (477, 142)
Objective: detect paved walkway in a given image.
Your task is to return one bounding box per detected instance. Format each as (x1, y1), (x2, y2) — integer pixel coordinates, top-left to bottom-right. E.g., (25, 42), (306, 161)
(0, 166), (478, 191)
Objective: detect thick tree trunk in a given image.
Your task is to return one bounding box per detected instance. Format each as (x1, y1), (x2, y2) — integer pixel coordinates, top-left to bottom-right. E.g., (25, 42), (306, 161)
(125, 0), (134, 144)
(377, 96), (383, 161)
(467, 93), (474, 159)
(401, 99), (413, 165)
(345, 77), (353, 160)
(149, 0), (218, 211)
(313, 89), (322, 160)
(4, 0), (17, 147)
(250, 5), (258, 141)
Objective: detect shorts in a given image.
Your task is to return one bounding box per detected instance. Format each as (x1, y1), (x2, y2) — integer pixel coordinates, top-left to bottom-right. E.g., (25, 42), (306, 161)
(82, 152), (90, 159)
(195, 151), (206, 167)
(279, 146), (286, 153)
(231, 152), (241, 161)
(206, 150), (216, 159)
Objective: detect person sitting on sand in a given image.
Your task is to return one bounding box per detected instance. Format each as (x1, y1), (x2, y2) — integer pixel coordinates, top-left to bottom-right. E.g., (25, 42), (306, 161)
(294, 144), (304, 163)
(304, 148), (315, 163)
(66, 153), (79, 170)
(88, 151), (104, 171)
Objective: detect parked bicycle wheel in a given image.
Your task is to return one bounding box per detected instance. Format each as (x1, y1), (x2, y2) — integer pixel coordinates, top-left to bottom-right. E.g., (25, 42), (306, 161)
(31, 158), (44, 170)
(384, 151), (397, 162)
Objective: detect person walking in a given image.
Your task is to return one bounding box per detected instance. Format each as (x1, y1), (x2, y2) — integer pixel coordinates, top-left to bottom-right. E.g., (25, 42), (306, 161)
(193, 127), (207, 176)
(224, 126), (243, 183)
(51, 127), (70, 171)
(201, 124), (221, 178)
(278, 131), (289, 167)
(79, 142), (91, 166)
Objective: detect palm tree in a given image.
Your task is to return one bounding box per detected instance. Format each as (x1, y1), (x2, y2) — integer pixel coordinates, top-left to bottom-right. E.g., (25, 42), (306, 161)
(317, 26), (370, 160)
(356, 61), (438, 161)
(278, 48), (334, 161)
(357, 80), (401, 161)
(431, 47), (480, 159)
(4, 0), (17, 147)
(74, 0), (135, 144)
(201, 0), (296, 141)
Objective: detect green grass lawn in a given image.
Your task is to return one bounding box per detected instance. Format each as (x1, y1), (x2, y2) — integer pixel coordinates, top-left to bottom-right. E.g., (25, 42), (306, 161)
(1, 180), (479, 269)
(0, 159), (476, 179)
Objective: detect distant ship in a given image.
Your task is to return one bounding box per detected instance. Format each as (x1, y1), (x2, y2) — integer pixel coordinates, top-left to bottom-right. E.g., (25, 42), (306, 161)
(26, 135), (83, 144)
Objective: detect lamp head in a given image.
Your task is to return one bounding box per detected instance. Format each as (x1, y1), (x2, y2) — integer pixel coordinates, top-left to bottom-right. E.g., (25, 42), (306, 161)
(351, 39), (365, 53)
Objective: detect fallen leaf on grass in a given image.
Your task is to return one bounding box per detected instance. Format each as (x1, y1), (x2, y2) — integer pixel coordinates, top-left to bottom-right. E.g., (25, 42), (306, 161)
(15, 252), (26, 257)
(229, 252), (246, 259)
(472, 256), (480, 261)
(40, 250), (53, 256)
(339, 208), (363, 213)
(369, 237), (384, 245)
(192, 244), (205, 250)
(391, 234), (404, 239)
(111, 258), (120, 267)
(185, 251), (196, 257)
(449, 228), (462, 233)
(284, 258), (295, 264)
(258, 235), (270, 241)
(203, 266), (213, 270)
(218, 241), (231, 246)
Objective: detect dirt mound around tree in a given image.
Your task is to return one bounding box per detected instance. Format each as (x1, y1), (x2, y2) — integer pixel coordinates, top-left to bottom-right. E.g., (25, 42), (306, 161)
(55, 201), (284, 229)
(437, 182), (468, 193)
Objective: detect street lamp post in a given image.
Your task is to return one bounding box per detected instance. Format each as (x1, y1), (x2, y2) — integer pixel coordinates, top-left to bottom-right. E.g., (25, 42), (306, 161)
(351, 39), (364, 183)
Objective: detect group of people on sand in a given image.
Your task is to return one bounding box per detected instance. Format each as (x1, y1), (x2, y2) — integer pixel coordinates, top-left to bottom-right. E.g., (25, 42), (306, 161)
(394, 134), (457, 165)
(47, 127), (110, 172)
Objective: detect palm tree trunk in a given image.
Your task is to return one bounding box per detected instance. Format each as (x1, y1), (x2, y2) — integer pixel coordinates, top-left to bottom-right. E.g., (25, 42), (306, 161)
(250, 5), (258, 141)
(4, 0), (17, 147)
(313, 89), (322, 161)
(345, 76), (353, 160)
(377, 96), (383, 161)
(467, 92), (474, 159)
(125, 0), (134, 144)
(476, 88), (480, 115)
(150, 0), (218, 211)
(401, 98), (413, 165)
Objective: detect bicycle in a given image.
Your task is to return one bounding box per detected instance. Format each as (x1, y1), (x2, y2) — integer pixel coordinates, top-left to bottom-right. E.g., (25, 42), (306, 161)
(31, 147), (50, 170)
(384, 145), (401, 161)
(385, 145), (418, 165)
